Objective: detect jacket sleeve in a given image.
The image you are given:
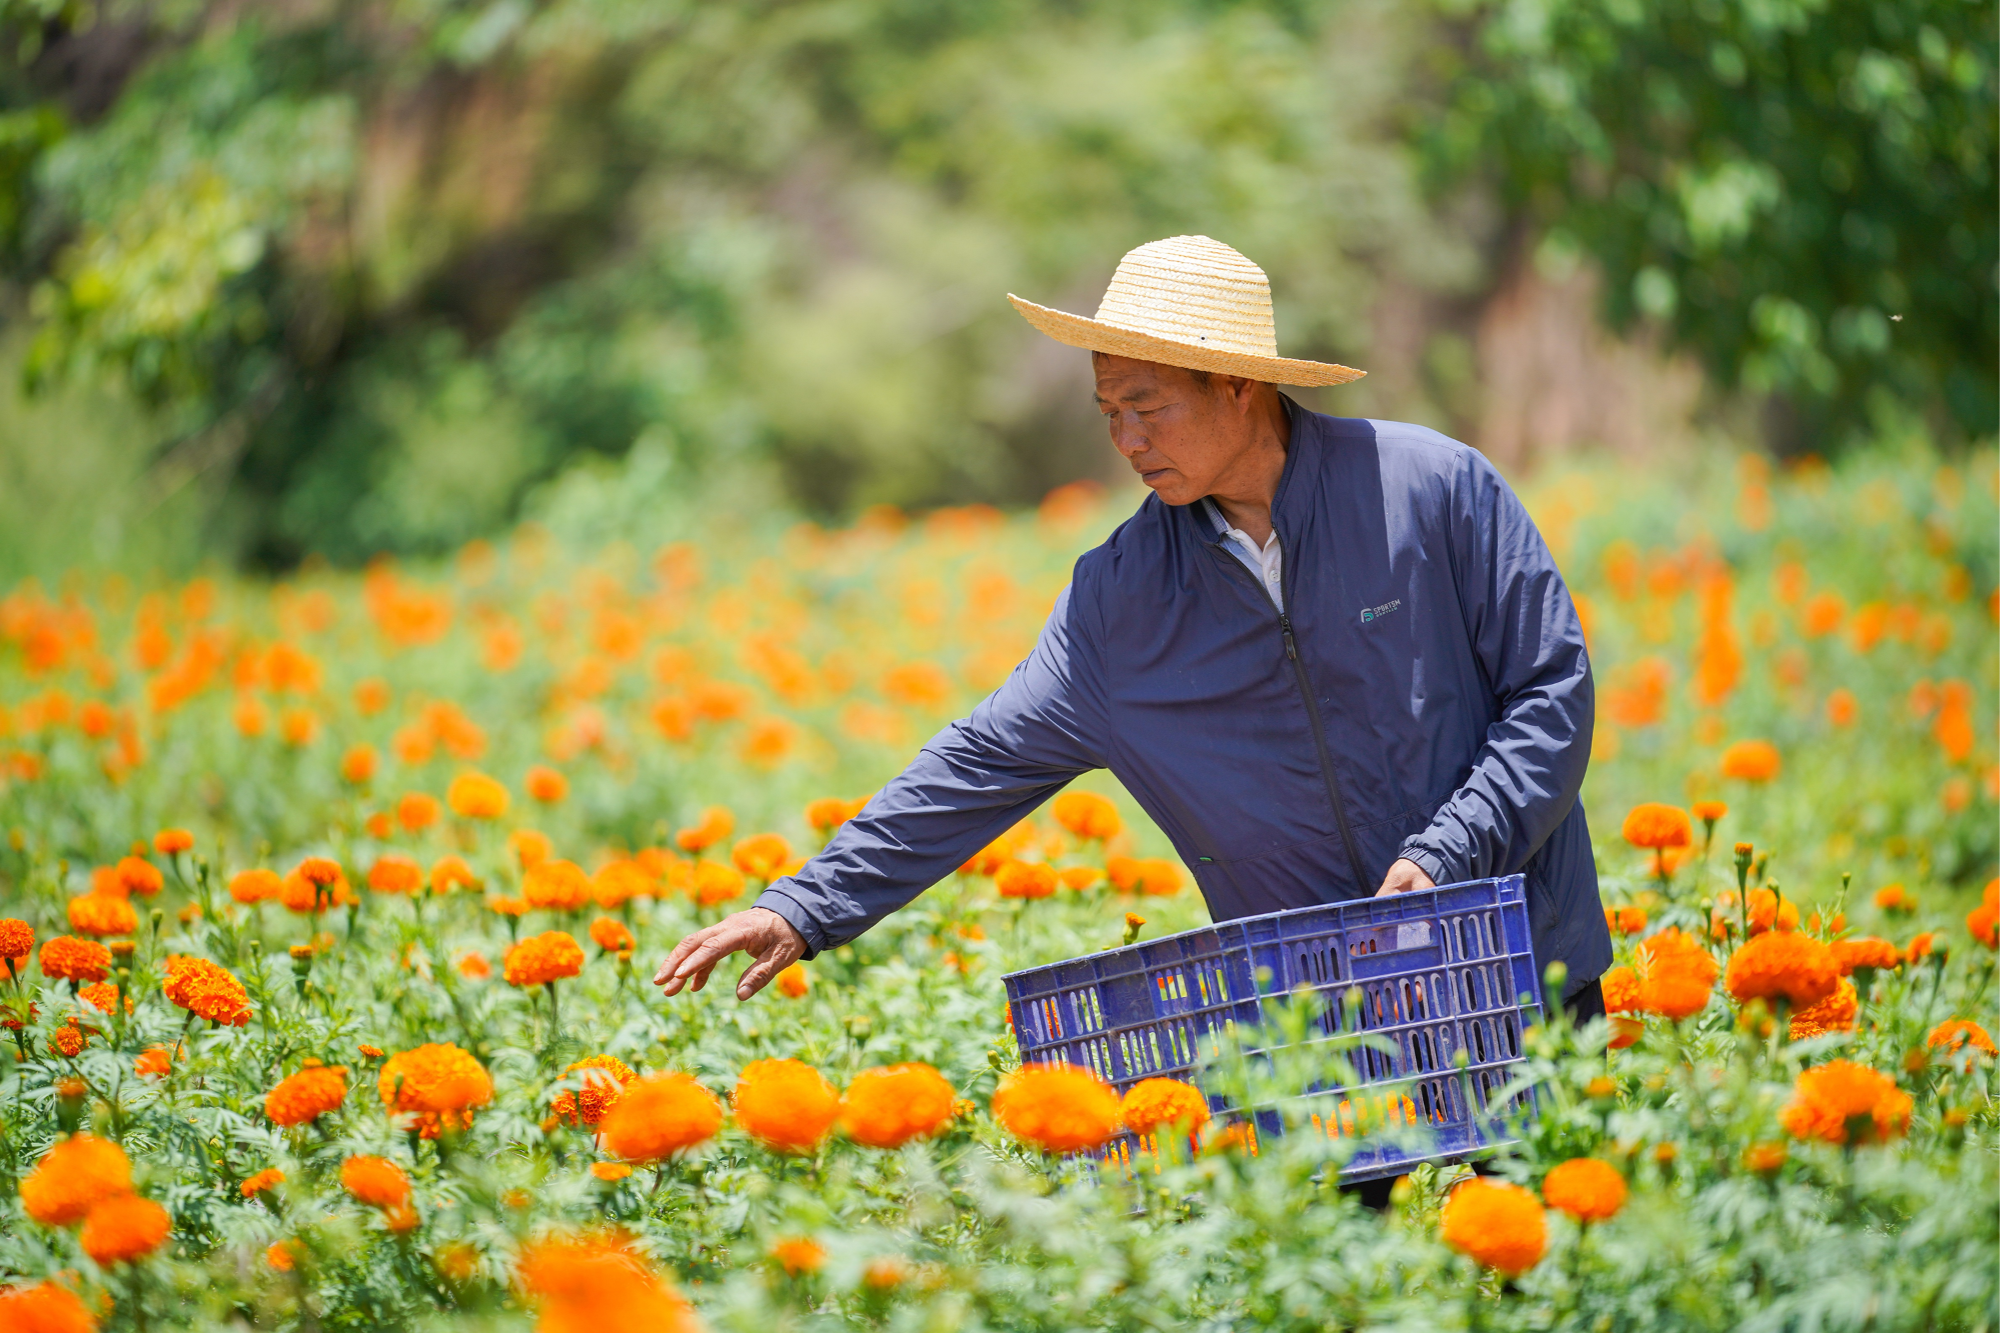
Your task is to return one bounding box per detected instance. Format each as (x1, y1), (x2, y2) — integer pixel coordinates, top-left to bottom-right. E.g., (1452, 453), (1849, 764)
(754, 580), (1107, 956)
(1397, 450), (1593, 886)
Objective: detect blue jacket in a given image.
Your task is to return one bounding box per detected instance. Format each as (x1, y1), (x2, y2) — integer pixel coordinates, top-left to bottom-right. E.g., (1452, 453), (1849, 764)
(758, 404), (1612, 995)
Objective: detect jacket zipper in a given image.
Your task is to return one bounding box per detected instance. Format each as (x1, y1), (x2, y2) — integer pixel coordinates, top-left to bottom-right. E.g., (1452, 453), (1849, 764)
(1204, 534), (1368, 888)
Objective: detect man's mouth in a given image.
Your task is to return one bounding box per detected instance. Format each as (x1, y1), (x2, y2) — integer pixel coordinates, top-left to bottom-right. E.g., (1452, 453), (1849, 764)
(1138, 467), (1174, 484)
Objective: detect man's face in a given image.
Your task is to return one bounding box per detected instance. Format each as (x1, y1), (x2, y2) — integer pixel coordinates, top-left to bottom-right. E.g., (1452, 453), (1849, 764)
(1093, 355), (1253, 505)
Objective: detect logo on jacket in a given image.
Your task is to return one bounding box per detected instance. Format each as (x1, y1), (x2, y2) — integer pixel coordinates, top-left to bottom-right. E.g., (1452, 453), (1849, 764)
(1359, 599), (1402, 624)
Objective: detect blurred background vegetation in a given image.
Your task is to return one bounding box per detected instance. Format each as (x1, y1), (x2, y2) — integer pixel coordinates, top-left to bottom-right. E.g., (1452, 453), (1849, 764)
(0, 0), (1991, 578)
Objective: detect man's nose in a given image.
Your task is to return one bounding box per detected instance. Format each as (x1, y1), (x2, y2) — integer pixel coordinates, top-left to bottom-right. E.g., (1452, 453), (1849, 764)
(1107, 415), (1149, 457)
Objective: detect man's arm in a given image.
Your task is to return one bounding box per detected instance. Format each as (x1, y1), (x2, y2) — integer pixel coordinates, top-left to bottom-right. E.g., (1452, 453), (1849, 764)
(655, 582), (1106, 1000)
(1393, 449), (1593, 887)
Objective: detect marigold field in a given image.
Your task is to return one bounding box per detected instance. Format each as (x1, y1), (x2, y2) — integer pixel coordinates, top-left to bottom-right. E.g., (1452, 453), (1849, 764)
(0, 446), (1994, 1331)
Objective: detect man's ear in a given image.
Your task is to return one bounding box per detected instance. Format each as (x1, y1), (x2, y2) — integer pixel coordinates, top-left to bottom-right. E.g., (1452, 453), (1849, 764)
(1225, 374), (1259, 413)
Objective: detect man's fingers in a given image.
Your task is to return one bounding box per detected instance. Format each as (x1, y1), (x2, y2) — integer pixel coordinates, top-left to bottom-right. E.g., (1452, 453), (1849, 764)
(652, 926), (717, 986)
(734, 940), (801, 1001)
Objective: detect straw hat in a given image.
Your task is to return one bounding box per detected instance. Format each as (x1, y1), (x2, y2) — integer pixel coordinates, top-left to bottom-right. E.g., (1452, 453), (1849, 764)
(1008, 235), (1365, 388)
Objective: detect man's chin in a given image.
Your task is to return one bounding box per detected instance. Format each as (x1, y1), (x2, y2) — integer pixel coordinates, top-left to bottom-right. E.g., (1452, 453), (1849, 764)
(1140, 473), (1192, 503)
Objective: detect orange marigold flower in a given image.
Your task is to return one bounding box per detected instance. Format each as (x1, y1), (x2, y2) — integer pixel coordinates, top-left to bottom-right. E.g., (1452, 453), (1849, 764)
(1789, 978), (1858, 1039)
(693, 860), (745, 907)
(862, 1256), (909, 1289)
(550, 1055), (636, 1128)
(265, 1064), (349, 1126)
(1439, 1178), (1547, 1276)
(79, 983), (128, 1016)
(0, 1282), (98, 1330)
(36, 936), (106, 985)
(457, 951), (492, 980)
(153, 828), (194, 855)
(1743, 1141), (1788, 1174)
(517, 1233), (699, 1333)
(1633, 928), (1718, 1020)
(279, 868), (352, 913)
(487, 895), (529, 919)
(1607, 1016), (1644, 1049)
(240, 1168), (285, 1198)
(80, 1193), (170, 1265)
(771, 1237), (826, 1275)
(1830, 935), (1899, 974)
(599, 1073), (723, 1162)
(116, 856), (163, 897)
(1051, 791), (1122, 840)
(67, 894), (136, 938)
(996, 860), (1059, 900)
(731, 832), (792, 880)
(1542, 1157), (1627, 1222)
(523, 859), (592, 912)
(838, 1063), (957, 1149)
(1780, 1060), (1912, 1145)
(296, 857), (343, 886)
(367, 854), (424, 895)
(592, 860), (652, 910)
(992, 1064), (1122, 1153)
(590, 1161), (632, 1182)
(1719, 739), (1782, 782)
(340, 1155), (410, 1209)
(505, 931), (585, 987)
(340, 743), (377, 785)
(21, 1133), (132, 1225)
(397, 792), (441, 833)
(0, 917), (32, 968)
(1873, 882), (1912, 911)
(378, 1043), (493, 1136)
(1601, 965), (1640, 1013)
(733, 1058), (840, 1154)
(1689, 800), (1728, 825)
(446, 771), (509, 819)
(51, 1021), (88, 1058)
(134, 1045), (173, 1079)
(776, 962), (810, 998)
(1927, 1019), (1997, 1056)
(1604, 905), (1647, 936)
(1904, 931), (1939, 964)
(509, 828), (554, 870)
(1967, 880), (1998, 948)
(674, 805), (734, 854)
(265, 1240), (298, 1271)
(589, 916), (636, 954)
(525, 765), (569, 803)
(229, 869), (281, 904)
(1119, 1077), (1210, 1136)
(1620, 803), (1692, 849)
(429, 855), (477, 894)
(1725, 931), (1839, 1010)
(804, 796), (864, 832)
(1060, 866), (1105, 891)
(162, 955), (252, 1027)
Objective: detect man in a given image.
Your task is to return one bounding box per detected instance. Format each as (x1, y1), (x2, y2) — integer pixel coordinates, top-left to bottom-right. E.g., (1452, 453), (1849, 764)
(654, 234), (1611, 1018)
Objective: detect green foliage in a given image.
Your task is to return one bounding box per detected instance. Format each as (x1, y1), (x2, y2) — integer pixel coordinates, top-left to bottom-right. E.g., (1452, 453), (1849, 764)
(1425, 0), (1998, 442)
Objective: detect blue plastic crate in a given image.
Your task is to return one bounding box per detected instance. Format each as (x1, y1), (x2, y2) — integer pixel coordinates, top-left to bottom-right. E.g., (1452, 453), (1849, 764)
(1002, 874), (1543, 1181)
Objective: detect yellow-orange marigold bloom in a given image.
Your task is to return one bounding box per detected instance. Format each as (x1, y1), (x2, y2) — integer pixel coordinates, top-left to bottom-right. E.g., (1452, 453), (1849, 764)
(378, 1043), (493, 1134)
(1620, 803), (1692, 849)
(266, 1064), (349, 1126)
(115, 856), (162, 898)
(804, 796), (864, 832)
(1719, 739), (1782, 782)
(397, 792), (441, 832)
(504, 931), (585, 987)
(367, 854), (424, 895)
(1689, 800), (1728, 825)
(340, 743), (377, 785)
(693, 860), (744, 907)
(296, 856), (343, 886)
(429, 855), (477, 894)
(1119, 1078), (1210, 1136)
(1051, 791), (1122, 840)
(265, 1240), (298, 1271)
(1604, 905), (1647, 936)
(240, 1168), (285, 1198)
(550, 1055), (636, 1128)
(1060, 866), (1105, 891)
(0, 917), (32, 969)
(589, 916), (635, 953)
(1789, 978), (1858, 1039)
(229, 869), (281, 904)
(458, 951), (492, 980)
(80, 1193), (170, 1265)
(674, 805), (734, 853)
(771, 1237), (826, 1275)
(599, 1073), (723, 1162)
(592, 860), (652, 910)
(1601, 966), (1640, 1013)
(1439, 1178), (1546, 1276)
(992, 1064), (1121, 1153)
(1743, 1141), (1788, 1173)
(1927, 1019), (1997, 1056)
(590, 1162), (632, 1182)
(0, 1281), (97, 1331)
(162, 956), (252, 1027)
(134, 1045), (173, 1079)
(731, 832), (792, 880)
(776, 962), (810, 998)
(1830, 936), (1899, 974)
(509, 828), (553, 870)
(446, 771), (509, 819)
(1725, 931), (1839, 1010)
(1873, 883), (1911, 911)
(995, 859), (1059, 900)
(517, 1233), (700, 1333)
(838, 1063), (957, 1149)
(1904, 931), (1939, 964)
(1542, 1157), (1627, 1222)
(525, 765), (569, 803)
(340, 1155), (410, 1209)
(1633, 928), (1718, 1019)
(153, 828), (193, 855)
(524, 859), (592, 912)
(21, 1133), (132, 1225)
(67, 894), (136, 938)
(79, 983), (128, 1016)
(1780, 1060), (1912, 1145)
(1966, 880), (1998, 947)
(732, 1059), (840, 1154)
(355, 676), (391, 715)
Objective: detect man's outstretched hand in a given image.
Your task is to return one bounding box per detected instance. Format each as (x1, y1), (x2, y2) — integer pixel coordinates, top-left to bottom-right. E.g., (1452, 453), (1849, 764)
(653, 907), (807, 1002)
(1374, 857), (1437, 897)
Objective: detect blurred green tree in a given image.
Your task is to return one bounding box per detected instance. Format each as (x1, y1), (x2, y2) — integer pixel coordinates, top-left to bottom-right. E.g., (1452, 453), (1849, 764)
(1424, 0), (1996, 447)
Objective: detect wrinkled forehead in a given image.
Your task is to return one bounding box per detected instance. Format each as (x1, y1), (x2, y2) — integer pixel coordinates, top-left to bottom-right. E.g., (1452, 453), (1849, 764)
(1090, 352), (1209, 403)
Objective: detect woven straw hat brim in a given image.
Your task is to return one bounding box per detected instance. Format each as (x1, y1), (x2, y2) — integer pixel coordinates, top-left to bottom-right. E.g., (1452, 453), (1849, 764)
(1008, 294), (1365, 389)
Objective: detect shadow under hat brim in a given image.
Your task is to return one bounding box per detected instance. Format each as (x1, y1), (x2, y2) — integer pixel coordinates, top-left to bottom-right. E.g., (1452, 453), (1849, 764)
(1007, 295), (1365, 389)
